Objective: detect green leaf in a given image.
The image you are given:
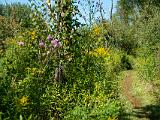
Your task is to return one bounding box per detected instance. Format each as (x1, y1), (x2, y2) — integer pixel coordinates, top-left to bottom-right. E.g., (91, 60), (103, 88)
(27, 115), (32, 120)
(19, 115), (23, 120)
(0, 112), (2, 120)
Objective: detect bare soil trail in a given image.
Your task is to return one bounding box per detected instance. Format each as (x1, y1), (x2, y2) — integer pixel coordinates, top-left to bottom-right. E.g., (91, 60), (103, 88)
(120, 71), (160, 120)
(122, 71), (142, 108)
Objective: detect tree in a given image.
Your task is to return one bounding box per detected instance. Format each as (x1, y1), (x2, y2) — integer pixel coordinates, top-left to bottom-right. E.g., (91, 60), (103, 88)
(110, 0), (113, 20)
(117, 0), (160, 24)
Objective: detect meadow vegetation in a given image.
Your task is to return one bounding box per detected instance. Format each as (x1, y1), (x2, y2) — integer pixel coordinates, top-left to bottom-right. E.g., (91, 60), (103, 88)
(0, 0), (160, 120)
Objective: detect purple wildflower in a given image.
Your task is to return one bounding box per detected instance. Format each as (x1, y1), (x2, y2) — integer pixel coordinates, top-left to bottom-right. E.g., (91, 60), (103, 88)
(51, 39), (62, 48)
(47, 35), (53, 41)
(17, 41), (24, 46)
(39, 41), (45, 48)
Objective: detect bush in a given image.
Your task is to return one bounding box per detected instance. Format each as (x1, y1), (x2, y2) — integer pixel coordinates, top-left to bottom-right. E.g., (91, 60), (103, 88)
(0, 1), (128, 120)
(0, 24), (122, 120)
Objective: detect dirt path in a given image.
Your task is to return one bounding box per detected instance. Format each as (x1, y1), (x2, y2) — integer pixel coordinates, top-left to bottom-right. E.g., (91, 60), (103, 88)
(120, 71), (159, 120)
(122, 71), (142, 108)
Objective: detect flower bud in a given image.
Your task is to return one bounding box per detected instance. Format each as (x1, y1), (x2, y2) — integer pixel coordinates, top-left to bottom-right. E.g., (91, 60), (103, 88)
(17, 41), (24, 46)
(51, 39), (62, 48)
(39, 42), (45, 48)
(47, 35), (53, 41)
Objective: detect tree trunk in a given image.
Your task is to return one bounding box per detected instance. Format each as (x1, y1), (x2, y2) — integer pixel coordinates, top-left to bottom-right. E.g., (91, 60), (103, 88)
(110, 0), (113, 20)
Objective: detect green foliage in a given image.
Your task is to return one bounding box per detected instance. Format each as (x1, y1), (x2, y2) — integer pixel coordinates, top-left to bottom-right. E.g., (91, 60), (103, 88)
(0, 1), (123, 120)
(0, 3), (33, 56)
(0, 3), (32, 27)
(117, 0), (160, 24)
(132, 11), (160, 82)
(2, 0), (160, 119)
(64, 100), (120, 120)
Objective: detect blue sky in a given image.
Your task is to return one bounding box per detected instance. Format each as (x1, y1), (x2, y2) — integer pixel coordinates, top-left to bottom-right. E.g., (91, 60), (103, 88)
(0, 0), (118, 21)
(0, 0), (29, 4)
(0, 0), (117, 11)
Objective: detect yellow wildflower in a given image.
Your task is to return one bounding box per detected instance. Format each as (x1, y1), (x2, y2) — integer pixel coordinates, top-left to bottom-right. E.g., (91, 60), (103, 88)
(37, 70), (45, 74)
(89, 47), (109, 57)
(93, 26), (100, 35)
(31, 31), (36, 36)
(108, 116), (118, 120)
(64, 39), (69, 45)
(95, 47), (108, 56)
(30, 31), (36, 40)
(19, 96), (29, 106)
(7, 38), (17, 45)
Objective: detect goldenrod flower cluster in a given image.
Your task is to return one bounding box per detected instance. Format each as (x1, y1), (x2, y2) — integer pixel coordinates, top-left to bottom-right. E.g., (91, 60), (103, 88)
(19, 96), (29, 106)
(95, 47), (107, 56)
(93, 26), (100, 35)
(30, 31), (36, 40)
(108, 116), (118, 120)
(7, 38), (17, 45)
(26, 67), (44, 76)
(89, 47), (109, 57)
